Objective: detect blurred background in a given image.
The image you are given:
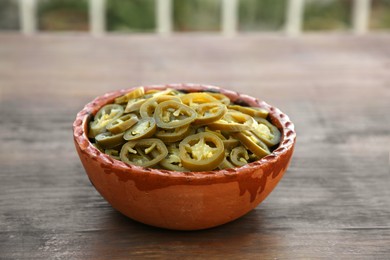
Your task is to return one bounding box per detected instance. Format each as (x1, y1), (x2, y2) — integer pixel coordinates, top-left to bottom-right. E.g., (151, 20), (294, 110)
(1, 0), (389, 34)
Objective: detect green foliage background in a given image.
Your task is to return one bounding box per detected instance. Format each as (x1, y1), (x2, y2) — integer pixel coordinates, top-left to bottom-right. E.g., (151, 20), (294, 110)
(0, 0), (389, 31)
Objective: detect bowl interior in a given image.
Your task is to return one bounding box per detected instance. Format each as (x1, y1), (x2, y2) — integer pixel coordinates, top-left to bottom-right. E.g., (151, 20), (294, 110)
(74, 83), (296, 177)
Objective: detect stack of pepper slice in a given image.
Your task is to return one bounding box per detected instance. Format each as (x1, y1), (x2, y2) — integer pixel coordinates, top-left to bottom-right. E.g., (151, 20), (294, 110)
(88, 87), (281, 172)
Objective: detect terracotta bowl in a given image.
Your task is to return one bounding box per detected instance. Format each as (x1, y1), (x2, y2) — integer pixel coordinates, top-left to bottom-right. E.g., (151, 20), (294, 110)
(73, 84), (296, 230)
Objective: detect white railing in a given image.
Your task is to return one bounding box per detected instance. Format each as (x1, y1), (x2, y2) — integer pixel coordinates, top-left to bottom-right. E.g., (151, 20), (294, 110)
(156, 0), (172, 35)
(285, 0), (304, 36)
(17, 0), (373, 36)
(222, 0), (238, 36)
(89, 0), (105, 36)
(19, 0), (37, 34)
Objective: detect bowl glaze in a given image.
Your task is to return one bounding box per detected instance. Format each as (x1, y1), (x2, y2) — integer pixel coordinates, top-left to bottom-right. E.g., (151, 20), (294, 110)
(73, 84), (296, 230)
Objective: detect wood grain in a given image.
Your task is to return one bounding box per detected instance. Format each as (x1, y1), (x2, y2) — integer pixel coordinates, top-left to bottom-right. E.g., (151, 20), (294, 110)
(0, 33), (389, 259)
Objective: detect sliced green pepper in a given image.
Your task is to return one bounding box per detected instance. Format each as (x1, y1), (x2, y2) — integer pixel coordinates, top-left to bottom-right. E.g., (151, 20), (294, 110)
(106, 113), (138, 134)
(193, 103), (227, 125)
(179, 132), (225, 171)
(104, 149), (121, 160)
(154, 100), (197, 129)
(120, 138), (168, 167)
(123, 117), (156, 141)
(208, 111), (254, 132)
(228, 105), (269, 118)
(115, 87), (145, 104)
(230, 146), (249, 167)
(155, 125), (191, 143)
(160, 143), (189, 171)
(232, 131), (270, 159)
(180, 92), (219, 107)
(145, 88), (180, 97)
(95, 131), (125, 149)
(218, 157), (235, 170)
(204, 127), (226, 140)
(124, 98), (147, 113)
(222, 136), (241, 150)
(89, 104), (124, 138)
(208, 92), (231, 105)
(124, 88), (181, 113)
(144, 89), (161, 95)
(251, 117), (281, 147)
(139, 95), (182, 118)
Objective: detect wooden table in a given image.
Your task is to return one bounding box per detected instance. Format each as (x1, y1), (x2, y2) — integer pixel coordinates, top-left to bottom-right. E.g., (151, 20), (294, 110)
(1, 33), (389, 259)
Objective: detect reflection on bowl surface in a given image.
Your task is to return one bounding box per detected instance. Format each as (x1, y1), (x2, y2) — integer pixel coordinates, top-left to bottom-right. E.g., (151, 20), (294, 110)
(73, 84), (296, 230)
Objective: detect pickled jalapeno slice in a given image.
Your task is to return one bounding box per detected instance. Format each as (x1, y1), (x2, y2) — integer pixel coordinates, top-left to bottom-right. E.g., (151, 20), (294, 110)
(115, 87), (145, 104)
(155, 125), (191, 143)
(252, 117), (281, 147)
(222, 136), (241, 150)
(228, 105), (269, 118)
(204, 127), (226, 140)
(208, 111), (254, 132)
(207, 92), (231, 105)
(144, 89), (161, 95)
(218, 157), (235, 170)
(106, 113), (138, 134)
(160, 143), (189, 171)
(89, 104), (124, 138)
(154, 100), (197, 129)
(179, 132), (224, 171)
(145, 88), (179, 97)
(124, 98), (147, 113)
(139, 95), (182, 118)
(104, 149), (121, 160)
(232, 131), (270, 158)
(193, 103), (227, 125)
(180, 92), (219, 107)
(124, 117), (156, 141)
(230, 146), (250, 167)
(120, 138), (168, 167)
(95, 131), (125, 149)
